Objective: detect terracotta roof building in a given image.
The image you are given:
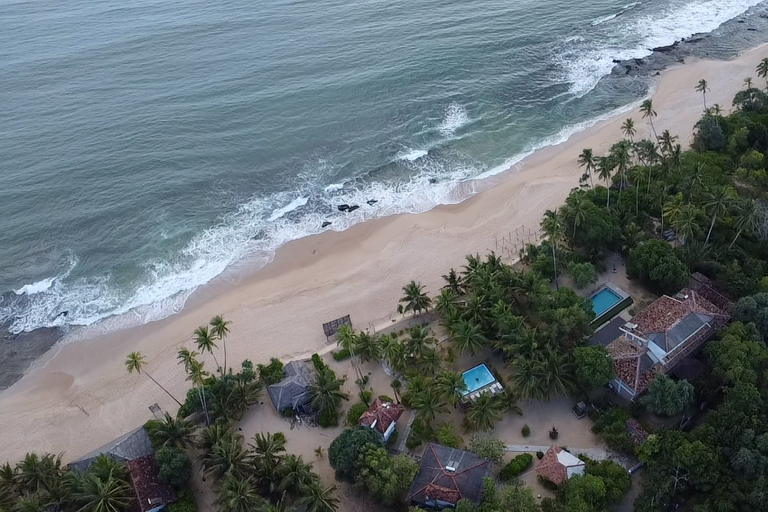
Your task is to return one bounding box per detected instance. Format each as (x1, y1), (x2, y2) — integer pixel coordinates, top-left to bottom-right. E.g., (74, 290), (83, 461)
(359, 398), (404, 441)
(407, 443), (491, 508)
(606, 284), (730, 399)
(535, 445), (586, 485)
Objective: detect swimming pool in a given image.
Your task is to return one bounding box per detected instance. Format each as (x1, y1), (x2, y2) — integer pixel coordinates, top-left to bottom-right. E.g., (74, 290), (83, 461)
(461, 364), (496, 395)
(590, 287), (623, 318)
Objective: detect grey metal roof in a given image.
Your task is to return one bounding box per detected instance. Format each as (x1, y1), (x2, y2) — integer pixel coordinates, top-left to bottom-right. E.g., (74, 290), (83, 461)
(407, 443), (491, 506)
(267, 361), (313, 412)
(647, 312), (713, 353)
(68, 427), (153, 473)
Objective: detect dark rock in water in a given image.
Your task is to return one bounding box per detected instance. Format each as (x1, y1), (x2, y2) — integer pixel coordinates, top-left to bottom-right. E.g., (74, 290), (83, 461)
(653, 42), (679, 53)
(748, 28), (758, 31)
(737, 19), (746, 23)
(429, 178), (437, 184)
(654, 72), (661, 76)
(347, 205), (360, 212)
(634, 58), (645, 65)
(687, 37), (705, 44)
(321, 221), (332, 228)
(366, 199), (378, 205)
(337, 204), (350, 212)
(612, 59), (621, 64)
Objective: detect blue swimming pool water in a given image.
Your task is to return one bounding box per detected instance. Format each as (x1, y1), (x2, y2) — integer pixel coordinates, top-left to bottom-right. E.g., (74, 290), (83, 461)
(461, 364), (496, 395)
(590, 288), (623, 317)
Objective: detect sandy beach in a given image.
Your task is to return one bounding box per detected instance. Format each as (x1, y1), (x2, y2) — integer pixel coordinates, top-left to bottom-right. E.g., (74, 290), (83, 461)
(0, 45), (766, 464)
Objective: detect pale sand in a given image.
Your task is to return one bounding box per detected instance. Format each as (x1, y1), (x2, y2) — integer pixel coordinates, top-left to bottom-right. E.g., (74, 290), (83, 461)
(1, 45), (766, 464)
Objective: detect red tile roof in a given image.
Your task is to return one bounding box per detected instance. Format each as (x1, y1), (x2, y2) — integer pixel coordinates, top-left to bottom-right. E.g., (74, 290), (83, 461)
(606, 336), (661, 395)
(535, 445), (584, 486)
(359, 398), (405, 434)
(126, 455), (176, 512)
(629, 289), (726, 337)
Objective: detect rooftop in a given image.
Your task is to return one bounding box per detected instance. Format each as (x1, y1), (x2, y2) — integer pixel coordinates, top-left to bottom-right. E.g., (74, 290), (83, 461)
(407, 443), (491, 506)
(535, 445), (585, 485)
(68, 427), (154, 474)
(359, 398), (404, 434)
(126, 455), (176, 512)
(606, 336), (662, 396)
(267, 360), (314, 412)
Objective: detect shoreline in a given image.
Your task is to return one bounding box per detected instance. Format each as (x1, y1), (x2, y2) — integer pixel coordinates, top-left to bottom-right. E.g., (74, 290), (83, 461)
(1, 44), (767, 463)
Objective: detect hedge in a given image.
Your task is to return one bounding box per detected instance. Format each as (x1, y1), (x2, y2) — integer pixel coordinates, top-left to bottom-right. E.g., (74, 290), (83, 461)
(332, 348), (351, 361)
(499, 453), (533, 481)
(346, 402), (368, 426)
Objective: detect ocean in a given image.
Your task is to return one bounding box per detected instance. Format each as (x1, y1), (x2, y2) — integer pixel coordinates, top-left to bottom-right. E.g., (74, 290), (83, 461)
(1, 0), (767, 335)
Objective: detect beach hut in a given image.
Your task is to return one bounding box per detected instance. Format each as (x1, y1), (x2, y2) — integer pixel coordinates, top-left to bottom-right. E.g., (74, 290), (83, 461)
(267, 360), (314, 414)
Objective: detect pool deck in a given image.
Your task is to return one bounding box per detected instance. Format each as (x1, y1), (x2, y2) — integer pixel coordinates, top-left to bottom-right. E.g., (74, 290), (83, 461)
(459, 364), (502, 402)
(587, 281), (632, 325)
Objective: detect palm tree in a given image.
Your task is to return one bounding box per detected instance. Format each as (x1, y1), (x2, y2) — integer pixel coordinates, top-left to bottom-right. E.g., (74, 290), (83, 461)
(411, 385), (447, 427)
(198, 423), (240, 455)
(405, 325), (437, 361)
(441, 269), (465, 295)
(621, 118), (636, 141)
(334, 325), (356, 353)
(298, 482), (340, 512)
(703, 186), (735, 245)
(210, 315), (231, 375)
(399, 281), (432, 315)
(194, 326), (220, 373)
(216, 475), (264, 512)
(596, 156), (614, 208)
(250, 432), (287, 495)
(610, 141), (631, 200)
(695, 79), (709, 110)
(434, 289), (458, 319)
(177, 347), (200, 373)
(147, 412), (196, 449)
(449, 320), (487, 356)
(381, 337), (404, 373)
(352, 332), (382, 363)
(70, 473), (131, 512)
(744, 77), (754, 90)
(565, 193), (588, 240)
(88, 456), (128, 485)
(510, 356), (547, 400)
(15, 453), (62, 496)
(435, 371), (468, 407)
(640, 99), (658, 139)
(307, 368), (349, 415)
(498, 388), (523, 416)
(202, 435), (250, 480)
(466, 393), (504, 431)
(758, 58), (768, 89)
(278, 454), (317, 494)
(186, 359), (211, 425)
(577, 148), (596, 188)
(540, 209), (563, 288)
(540, 348), (575, 400)
(729, 198), (762, 250)
(657, 130), (678, 157)
(125, 352), (182, 406)
(676, 205), (701, 245)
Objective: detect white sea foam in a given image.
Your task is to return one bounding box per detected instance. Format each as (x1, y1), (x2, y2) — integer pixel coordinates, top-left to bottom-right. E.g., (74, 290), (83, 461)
(563, 0), (763, 96)
(398, 148), (429, 161)
(592, 2), (640, 25)
(14, 278), (56, 296)
(267, 196), (309, 222)
(438, 103), (470, 136)
(324, 182), (344, 192)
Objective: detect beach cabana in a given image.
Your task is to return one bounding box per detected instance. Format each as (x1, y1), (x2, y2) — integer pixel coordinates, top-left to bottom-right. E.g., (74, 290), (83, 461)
(267, 360), (314, 413)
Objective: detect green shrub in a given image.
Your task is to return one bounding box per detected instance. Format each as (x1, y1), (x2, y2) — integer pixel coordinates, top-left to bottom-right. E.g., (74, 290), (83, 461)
(359, 388), (373, 404)
(568, 261), (598, 289)
(257, 357), (285, 385)
(378, 395), (394, 403)
(168, 488), (198, 512)
(318, 407), (339, 428)
(406, 431), (422, 450)
(155, 447), (192, 489)
(521, 424), (530, 437)
(282, 408), (295, 418)
(538, 475), (559, 490)
(387, 430), (398, 446)
(434, 423), (463, 449)
(332, 348), (351, 361)
(311, 353), (327, 372)
(540, 497), (557, 512)
(499, 453), (533, 481)
(549, 427), (559, 440)
(536, 450), (544, 460)
(346, 402), (368, 426)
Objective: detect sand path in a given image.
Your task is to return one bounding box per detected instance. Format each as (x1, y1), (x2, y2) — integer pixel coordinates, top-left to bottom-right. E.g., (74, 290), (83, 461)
(1, 45), (766, 463)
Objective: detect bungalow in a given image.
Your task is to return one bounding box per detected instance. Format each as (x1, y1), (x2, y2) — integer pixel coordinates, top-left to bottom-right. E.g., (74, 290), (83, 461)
(606, 281), (730, 400)
(359, 398), (404, 442)
(267, 360), (313, 414)
(407, 443), (491, 509)
(68, 427), (176, 512)
(535, 445), (586, 486)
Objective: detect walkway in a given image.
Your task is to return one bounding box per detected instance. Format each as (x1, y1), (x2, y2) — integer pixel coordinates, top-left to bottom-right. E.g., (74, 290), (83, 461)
(505, 444), (634, 469)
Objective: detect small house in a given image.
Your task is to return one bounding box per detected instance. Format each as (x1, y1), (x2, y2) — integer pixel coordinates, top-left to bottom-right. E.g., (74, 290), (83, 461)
(535, 445), (586, 486)
(267, 360), (314, 413)
(68, 427), (176, 512)
(407, 443), (491, 509)
(359, 398), (404, 441)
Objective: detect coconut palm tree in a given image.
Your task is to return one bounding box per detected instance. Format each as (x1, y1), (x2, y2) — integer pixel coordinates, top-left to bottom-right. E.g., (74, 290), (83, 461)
(399, 281), (432, 315)
(497, 388), (523, 416)
(210, 315), (231, 375)
(758, 58), (768, 89)
(405, 325), (437, 361)
(435, 371), (468, 407)
(202, 435), (251, 480)
(250, 432), (287, 496)
(657, 130), (678, 157)
(540, 209), (563, 288)
(610, 141), (632, 200)
(334, 325), (356, 353)
(15, 454), (62, 496)
(703, 186), (735, 245)
(381, 337), (404, 373)
(466, 393), (504, 431)
(621, 118), (636, 141)
(147, 412), (196, 449)
(353, 332), (382, 363)
(411, 385), (447, 427)
(564, 193), (588, 240)
(278, 454), (317, 494)
(198, 423), (240, 455)
(125, 352), (182, 406)
(449, 319), (487, 356)
(177, 347), (200, 373)
(391, 378), (403, 404)
(307, 368), (349, 416)
(186, 358), (211, 425)
(216, 475), (264, 512)
(194, 325), (220, 373)
(729, 198), (762, 250)
(577, 148), (596, 188)
(299, 482), (339, 512)
(596, 156), (614, 208)
(70, 473), (131, 512)
(640, 99), (658, 139)
(441, 269), (465, 295)
(510, 356), (547, 400)
(540, 348), (575, 400)
(434, 289), (458, 320)
(676, 205), (701, 245)
(695, 79), (709, 110)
